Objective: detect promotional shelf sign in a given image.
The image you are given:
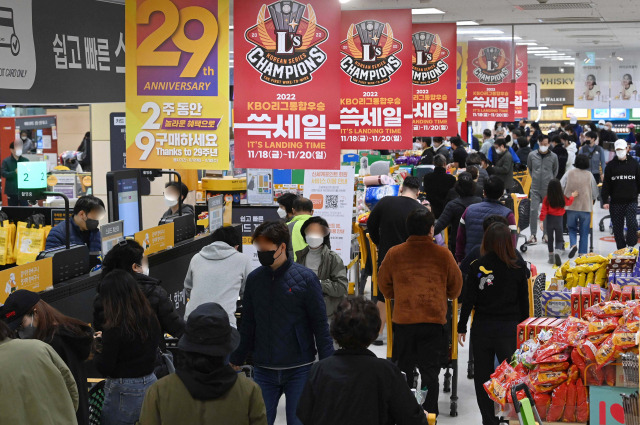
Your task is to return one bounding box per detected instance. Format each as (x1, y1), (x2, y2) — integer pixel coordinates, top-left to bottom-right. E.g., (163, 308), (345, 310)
(411, 23), (457, 137)
(514, 45), (529, 119)
(0, 257), (53, 304)
(234, 0), (342, 170)
(340, 10), (413, 150)
(574, 52), (610, 109)
(125, 0), (230, 170)
(134, 223), (174, 256)
(467, 41), (514, 121)
(456, 42), (468, 122)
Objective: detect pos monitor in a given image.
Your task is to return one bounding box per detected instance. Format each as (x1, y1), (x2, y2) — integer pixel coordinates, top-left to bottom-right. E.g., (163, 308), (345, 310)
(106, 169), (143, 237)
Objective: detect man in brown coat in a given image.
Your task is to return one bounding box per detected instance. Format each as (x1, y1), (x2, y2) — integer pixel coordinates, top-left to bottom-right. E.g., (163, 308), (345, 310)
(378, 209), (463, 416)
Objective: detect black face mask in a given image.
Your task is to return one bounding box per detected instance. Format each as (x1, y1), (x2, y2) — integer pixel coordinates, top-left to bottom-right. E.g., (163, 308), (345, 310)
(85, 217), (99, 231)
(257, 247), (283, 267)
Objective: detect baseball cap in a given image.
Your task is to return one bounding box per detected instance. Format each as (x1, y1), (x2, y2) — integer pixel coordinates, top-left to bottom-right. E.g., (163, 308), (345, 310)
(1, 290), (40, 331)
(629, 124), (636, 129)
(178, 302), (240, 357)
(598, 119), (606, 125)
(614, 140), (628, 151)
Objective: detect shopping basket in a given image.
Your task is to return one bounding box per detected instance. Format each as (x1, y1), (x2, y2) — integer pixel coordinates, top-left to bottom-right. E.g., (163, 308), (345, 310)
(88, 380), (105, 425)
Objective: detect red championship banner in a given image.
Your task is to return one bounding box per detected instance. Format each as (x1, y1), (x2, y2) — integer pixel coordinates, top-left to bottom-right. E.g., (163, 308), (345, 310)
(233, 0), (341, 169)
(466, 41), (515, 121)
(339, 10), (413, 150)
(514, 45), (529, 119)
(412, 23), (457, 137)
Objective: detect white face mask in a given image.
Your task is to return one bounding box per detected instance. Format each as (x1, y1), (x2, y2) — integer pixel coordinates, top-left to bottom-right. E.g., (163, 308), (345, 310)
(20, 136), (26, 141)
(164, 195), (178, 207)
(617, 150), (627, 159)
(277, 208), (287, 219)
(539, 145), (549, 153)
(14, 149), (22, 156)
(306, 234), (324, 249)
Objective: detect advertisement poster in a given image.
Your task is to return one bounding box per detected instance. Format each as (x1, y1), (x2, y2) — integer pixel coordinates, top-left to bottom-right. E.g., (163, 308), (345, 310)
(134, 222), (174, 256)
(456, 42), (467, 122)
(207, 195), (224, 232)
(1, 257), (53, 304)
(234, 0), (342, 170)
(0, 0), (125, 104)
(231, 206), (280, 270)
(303, 166), (354, 264)
(540, 66), (575, 107)
(125, 0), (230, 170)
(611, 54), (640, 108)
(340, 9), (413, 150)
(574, 53), (610, 109)
(466, 41), (514, 121)
(514, 45), (528, 118)
(247, 169), (274, 204)
(411, 23), (457, 137)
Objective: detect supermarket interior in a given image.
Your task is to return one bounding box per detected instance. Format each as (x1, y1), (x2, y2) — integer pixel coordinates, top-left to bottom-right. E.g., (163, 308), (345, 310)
(2, 0), (640, 424)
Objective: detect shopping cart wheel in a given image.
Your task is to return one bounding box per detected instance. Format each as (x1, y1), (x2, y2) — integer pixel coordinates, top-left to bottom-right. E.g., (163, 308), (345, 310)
(519, 244), (527, 253)
(443, 369), (451, 393)
(450, 401), (458, 417)
(599, 222), (605, 232)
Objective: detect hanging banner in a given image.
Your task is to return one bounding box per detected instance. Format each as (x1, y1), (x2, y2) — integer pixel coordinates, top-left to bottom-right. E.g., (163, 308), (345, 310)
(0, 0), (125, 104)
(611, 54), (640, 108)
(466, 41), (514, 121)
(540, 66), (574, 107)
(456, 42), (468, 122)
(303, 166), (354, 264)
(125, 0), (230, 170)
(339, 9), (413, 150)
(233, 0), (342, 170)
(514, 45), (528, 119)
(574, 53), (610, 109)
(411, 23), (457, 137)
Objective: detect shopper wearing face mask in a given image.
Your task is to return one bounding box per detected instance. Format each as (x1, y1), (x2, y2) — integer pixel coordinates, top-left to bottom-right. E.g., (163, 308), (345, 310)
(19, 130), (35, 153)
(46, 195), (105, 253)
(96, 239), (185, 376)
(579, 130), (607, 184)
(1, 139), (29, 206)
(489, 138), (514, 191)
(602, 140), (640, 250)
(160, 181), (194, 223)
(295, 216), (348, 319)
(183, 226), (253, 326)
(1, 289), (93, 425)
(230, 221), (333, 425)
(526, 136), (559, 245)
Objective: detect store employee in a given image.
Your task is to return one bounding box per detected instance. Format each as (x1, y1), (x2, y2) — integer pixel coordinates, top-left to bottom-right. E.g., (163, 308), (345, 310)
(46, 195), (105, 253)
(1, 140), (29, 206)
(160, 181), (194, 223)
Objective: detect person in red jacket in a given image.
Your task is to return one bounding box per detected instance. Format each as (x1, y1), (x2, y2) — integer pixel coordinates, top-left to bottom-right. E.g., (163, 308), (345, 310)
(539, 179), (578, 266)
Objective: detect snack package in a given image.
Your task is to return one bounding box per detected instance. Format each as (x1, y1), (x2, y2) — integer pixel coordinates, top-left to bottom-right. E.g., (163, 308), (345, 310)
(586, 321), (618, 336)
(531, 371), (568, 387)
(535, 362), (570, 372)
(575, 254), (608, 265)
(621, 286), (634, 302)
(612, 324), (638, 351)
(483, 361), (518, 406)
(595, 334), (616, 368)
(576, 379), (589, 422)
(567, 364), (579, 382)
(512, 338), (540, 369)
(534, 393), (551, 421)
(605, 364), (616, 386)
(584, 301), (626, 319)
(563, 380), (577, 422)
(571, 287), (581, 318)
(547, 382), (568, 421)
(532, 342), (570, 364)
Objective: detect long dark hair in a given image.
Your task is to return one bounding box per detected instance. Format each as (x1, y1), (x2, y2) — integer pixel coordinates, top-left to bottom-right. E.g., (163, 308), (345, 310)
(100, 270), (158, 341)
(101, 239), (144, 278)
(26, 299), (90, 343)
(546, 179), (565, 209)
(481, 222), (519, 268)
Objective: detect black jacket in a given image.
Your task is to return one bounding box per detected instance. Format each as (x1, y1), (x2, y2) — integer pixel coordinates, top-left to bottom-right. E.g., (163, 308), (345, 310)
(93, 272), (185, 348)
(419, 147), (434, 165)
(516, 146), (531, 166)
(552, 144), (568, 178)
(297, 348), (429, 425)
(458, 252), (530, 334)
(434, 195), (482, 254)
(49, 324), (94, 425)
(0, 155), (29, 196)
(601, 155), (640, 205)
(423, 167), (456, 218)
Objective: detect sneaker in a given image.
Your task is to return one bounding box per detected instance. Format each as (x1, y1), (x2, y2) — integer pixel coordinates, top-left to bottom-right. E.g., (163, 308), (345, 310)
(548, 253), (555, 264)
(554, 253), (562, 267)
(568, 245), (578, 258)
(372, 336), (384, 346)
(542, 235), (548, 244)
(527, 235), (537, 245)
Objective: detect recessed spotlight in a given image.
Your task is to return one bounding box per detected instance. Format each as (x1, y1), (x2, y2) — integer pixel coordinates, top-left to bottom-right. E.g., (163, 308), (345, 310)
(411, 8), (445, 14)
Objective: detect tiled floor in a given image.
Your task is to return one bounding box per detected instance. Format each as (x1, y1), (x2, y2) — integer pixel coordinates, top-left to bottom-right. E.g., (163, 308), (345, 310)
(274, 205), (620, 424)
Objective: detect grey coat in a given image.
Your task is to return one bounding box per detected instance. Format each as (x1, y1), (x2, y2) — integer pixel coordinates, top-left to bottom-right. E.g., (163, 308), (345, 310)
(493, 151), (514, 190)
(579, 144), (608, 176)
(296, 245), (348, 318)
(527, 150), (559, 194)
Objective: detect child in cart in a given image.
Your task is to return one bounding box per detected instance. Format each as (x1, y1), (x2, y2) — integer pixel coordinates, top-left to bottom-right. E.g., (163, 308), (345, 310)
(539, 179), (578, 267)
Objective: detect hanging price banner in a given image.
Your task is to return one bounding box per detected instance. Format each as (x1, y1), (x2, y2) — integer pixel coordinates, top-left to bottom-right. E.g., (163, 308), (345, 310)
(514, 45), (529, 119)
(125, 0), (230, 170)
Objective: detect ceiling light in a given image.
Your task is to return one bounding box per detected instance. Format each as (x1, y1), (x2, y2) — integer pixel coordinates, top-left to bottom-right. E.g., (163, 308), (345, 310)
(517, 42), (538, 46)
(473, 36), (522, 41)
(534, 51), (559, 55)
(527, 47), (549, 50)
(456, 21), (479, 26)
(564, 62), (576, 65)
(457, 29), (504, 35)
(339, 0), (351, 3)
(617, 56), (624, 61)
(229, 26), (234, 30)
(551, 57), (574, 60)
(411, 8), (445, 14)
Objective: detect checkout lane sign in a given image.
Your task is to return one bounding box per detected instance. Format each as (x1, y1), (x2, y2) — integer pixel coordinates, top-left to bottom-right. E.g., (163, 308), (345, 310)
(1, 257), (53, 305)
(125, 0), (230, 170)
(0, 1), (36, 90)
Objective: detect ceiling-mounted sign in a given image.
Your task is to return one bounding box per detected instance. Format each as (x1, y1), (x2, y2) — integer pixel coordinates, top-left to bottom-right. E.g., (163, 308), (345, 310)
(0, 0), (125, 104)
(540, 66), (575, 107)
(574, 52), (610, 109)
(125, 0), (230, 170)
(411, 23), (457, 137)
(466, 41), (514, 121)
(514, 45), (528, 118)
(611, 53), (640, 108)
(339, 9), (413, 150)
(233, 0), (342, 170)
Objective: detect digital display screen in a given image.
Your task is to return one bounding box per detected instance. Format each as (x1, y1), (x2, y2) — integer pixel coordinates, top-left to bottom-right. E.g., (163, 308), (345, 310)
(593, 109), (609, 119)
(610, 108), (628, 119)
(17, 162), (47, 189)
(117, 177), (140, 236)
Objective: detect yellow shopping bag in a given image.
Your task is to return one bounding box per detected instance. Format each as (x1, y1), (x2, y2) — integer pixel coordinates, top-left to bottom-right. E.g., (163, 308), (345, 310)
(15, 225), (46, 265)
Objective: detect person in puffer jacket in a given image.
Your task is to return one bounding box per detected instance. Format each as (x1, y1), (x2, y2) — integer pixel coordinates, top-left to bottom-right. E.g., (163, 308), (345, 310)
(94, 240), (185, 350)
(527, 135), (559, 244)
(230, 221), (333, 425)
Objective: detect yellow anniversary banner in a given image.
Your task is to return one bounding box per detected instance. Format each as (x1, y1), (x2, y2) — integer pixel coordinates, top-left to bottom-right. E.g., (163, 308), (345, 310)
(0, 257), (53, 304)
(135, 223), (175, 256)
(125, 0), (230, 170)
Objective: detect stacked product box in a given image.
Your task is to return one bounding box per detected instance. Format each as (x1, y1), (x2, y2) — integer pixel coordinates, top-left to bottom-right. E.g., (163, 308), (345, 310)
(516, 317), (564, 348)
(570, 284), (604, 318)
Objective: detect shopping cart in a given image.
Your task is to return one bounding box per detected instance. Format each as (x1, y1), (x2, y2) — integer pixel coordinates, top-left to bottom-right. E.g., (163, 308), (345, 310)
(505, 193), (531, 253)
(511, 171), (532, 197)
(510, 383), (545, 425)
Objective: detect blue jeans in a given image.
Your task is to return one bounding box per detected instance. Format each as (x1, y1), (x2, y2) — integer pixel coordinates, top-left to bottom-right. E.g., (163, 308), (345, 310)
(566, 210), (591, 255)
(101, 374), (156, 425)
(254, 364), (312, 425)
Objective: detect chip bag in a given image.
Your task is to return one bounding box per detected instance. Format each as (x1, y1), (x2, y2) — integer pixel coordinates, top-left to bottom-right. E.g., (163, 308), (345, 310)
(595, 334), (616, 368)
(547, 381), (568, 421)
(612, 324), (638, 351)
(531, 371), (568, 387)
